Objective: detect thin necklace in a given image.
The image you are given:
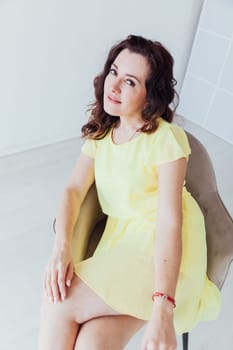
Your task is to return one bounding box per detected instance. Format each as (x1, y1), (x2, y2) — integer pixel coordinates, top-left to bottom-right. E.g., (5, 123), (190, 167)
(112, 126), (141, 144)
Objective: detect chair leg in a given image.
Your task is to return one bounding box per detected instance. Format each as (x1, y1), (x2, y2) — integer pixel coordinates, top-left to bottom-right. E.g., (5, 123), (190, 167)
(182, 332), (189, 350)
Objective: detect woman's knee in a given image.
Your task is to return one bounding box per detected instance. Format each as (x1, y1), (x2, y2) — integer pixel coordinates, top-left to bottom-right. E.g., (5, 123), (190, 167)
(74, 315), (145, 350)
(74, 318), (123, 350)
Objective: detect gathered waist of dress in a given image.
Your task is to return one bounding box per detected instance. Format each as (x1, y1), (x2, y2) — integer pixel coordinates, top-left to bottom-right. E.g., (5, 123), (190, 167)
(102, 208), (157, 220)
(100, 186), (193, 220)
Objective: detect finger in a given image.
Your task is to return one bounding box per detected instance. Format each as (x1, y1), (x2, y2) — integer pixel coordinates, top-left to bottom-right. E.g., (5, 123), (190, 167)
(57, 265), (67, 301)
(66, 263), (74, 287)
(43, 272), (50, 299)
(46, 281), (54, 303)
(43, 270), (47, 296)
(50, 269), (60, 303)
(45, 271), (54, 303)
(140, 336), (148, 350)
(43, 269), (49, 296)
(140, 343), (147, 350)
(146, 340), (156, 350)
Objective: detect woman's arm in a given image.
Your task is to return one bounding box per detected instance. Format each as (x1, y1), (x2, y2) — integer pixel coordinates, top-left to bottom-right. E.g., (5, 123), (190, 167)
(141, 157), (187, 350)
(44, 152), (95, 303)
(54, 152), (95, 246)
(153, 156), (187, 304)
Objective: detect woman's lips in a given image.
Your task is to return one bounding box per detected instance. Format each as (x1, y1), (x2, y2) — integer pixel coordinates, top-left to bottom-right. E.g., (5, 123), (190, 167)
(108, 95), (121, 104)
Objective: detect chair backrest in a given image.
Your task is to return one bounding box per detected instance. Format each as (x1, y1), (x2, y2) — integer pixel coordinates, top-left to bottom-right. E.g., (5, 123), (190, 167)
(185, 131), (233, 289)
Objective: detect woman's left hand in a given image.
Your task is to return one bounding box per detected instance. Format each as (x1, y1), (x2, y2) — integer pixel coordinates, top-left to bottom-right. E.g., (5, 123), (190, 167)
(140, 303), (177, 350)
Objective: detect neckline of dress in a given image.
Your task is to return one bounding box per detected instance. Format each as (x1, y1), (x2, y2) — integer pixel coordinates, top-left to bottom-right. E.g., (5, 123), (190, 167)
(110, 127), (144, 146)
(109, 117), (165, 146)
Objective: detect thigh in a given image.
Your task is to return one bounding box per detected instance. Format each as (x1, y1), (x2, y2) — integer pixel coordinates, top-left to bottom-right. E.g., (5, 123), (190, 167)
(40, 274), (122, 324)
(39, 292), (80, 350)
(38, 274), (122, 349)
(67, 274), (123, 323)
(74, 314), (147, 350)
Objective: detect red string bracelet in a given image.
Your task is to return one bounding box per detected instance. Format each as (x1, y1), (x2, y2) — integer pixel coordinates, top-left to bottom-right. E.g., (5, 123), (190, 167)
(152, 292), (176, 308)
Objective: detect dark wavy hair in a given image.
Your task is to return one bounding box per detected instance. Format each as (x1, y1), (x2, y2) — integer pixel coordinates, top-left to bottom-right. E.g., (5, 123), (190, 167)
(81, 34), (178, 139)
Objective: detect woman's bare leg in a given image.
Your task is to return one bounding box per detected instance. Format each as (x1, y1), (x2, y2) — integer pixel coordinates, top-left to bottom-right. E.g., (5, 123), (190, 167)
(38, 275), (122, 350)
(74, 315), (147, 350)
(38, 292), (80, 350)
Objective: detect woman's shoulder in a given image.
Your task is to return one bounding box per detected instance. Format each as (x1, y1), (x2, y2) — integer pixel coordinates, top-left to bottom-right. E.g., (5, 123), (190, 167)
(156, 117), (186, 133)
(147, 117), (191, 165)
(81, 129), (111, 158)
(152, 117), (188, 143)
(83, 129), (111, 144)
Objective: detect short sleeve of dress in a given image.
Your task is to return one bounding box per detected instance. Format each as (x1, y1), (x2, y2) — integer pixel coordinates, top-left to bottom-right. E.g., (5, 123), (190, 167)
(153, 124), (191, 165)
(81, 138), (97, 159)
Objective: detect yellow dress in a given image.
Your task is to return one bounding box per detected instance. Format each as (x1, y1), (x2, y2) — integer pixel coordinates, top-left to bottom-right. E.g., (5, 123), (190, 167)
(74, 117), (221, 334)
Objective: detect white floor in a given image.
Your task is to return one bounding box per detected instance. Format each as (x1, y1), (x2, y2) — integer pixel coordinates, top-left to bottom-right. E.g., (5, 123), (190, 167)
(0, 117), (232, 350)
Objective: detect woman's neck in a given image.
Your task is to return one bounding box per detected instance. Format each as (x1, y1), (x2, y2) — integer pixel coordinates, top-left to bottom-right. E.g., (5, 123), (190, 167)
(116, 116), (144, 131)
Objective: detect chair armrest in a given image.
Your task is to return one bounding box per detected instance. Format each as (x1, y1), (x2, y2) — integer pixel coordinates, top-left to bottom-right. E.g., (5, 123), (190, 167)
(71, 184), (106, 264)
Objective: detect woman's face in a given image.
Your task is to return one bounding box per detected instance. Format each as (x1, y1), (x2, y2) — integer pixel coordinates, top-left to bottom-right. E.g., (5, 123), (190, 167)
(103, 49), (150, 120)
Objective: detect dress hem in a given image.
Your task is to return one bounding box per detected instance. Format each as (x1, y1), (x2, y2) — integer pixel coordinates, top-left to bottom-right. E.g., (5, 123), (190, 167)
(74, 269), (148, 322)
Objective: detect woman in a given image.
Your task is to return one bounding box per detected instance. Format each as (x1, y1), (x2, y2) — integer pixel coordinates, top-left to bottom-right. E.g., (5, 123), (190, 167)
(38, 35), (221, 350)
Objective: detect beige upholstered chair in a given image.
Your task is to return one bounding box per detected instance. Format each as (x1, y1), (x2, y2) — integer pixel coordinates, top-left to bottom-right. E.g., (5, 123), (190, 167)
(181, 132), (233, 350)
(54, 131), (233, 350)
(70, 184), (105, 265)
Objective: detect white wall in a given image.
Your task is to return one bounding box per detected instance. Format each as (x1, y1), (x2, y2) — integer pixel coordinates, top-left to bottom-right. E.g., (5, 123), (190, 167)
(0, 0), (204, 157)
(178, 0), (233, 144)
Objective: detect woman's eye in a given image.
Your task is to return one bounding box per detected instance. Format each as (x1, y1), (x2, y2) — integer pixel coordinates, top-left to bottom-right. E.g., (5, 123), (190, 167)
(109, 68), (117, 75)
(126, 79), (136, 87)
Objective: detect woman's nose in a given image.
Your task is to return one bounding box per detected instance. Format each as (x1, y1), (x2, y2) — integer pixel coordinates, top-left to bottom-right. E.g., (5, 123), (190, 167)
(111, 79), (121, 93)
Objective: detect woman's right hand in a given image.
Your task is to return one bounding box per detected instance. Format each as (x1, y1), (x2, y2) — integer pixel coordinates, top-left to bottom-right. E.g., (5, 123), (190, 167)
(43, 242), (74, 303)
